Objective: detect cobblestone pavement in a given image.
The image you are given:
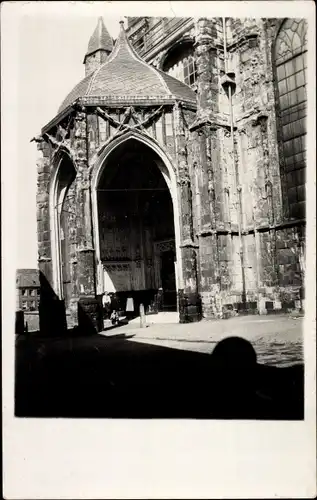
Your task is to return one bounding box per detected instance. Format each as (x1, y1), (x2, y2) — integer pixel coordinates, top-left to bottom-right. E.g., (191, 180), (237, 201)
(100, 314), (304, 367)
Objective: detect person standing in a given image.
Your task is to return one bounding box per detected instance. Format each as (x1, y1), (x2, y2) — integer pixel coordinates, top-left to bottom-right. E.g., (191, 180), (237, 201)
(102, 291), (111, 319)
(110, 292), (120, 325)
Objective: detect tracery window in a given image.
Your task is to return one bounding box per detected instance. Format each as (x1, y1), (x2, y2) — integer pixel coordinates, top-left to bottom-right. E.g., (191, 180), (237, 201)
(162, 43), (197, 88)
(275, 18), (307, 219)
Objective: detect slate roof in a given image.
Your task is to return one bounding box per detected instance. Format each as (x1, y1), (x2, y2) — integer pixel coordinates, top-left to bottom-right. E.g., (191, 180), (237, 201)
(84, 17), (113, 61)
(59, 21), (196, 113)
(16, 269), (40, 288)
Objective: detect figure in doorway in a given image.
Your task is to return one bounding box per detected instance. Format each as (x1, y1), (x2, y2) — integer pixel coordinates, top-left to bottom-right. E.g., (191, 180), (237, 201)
(109, 292), (120, 325)
(102, 291), (111, 319)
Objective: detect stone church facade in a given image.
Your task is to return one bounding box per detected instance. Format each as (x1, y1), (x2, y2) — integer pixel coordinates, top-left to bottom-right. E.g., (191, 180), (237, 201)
(35, 17), (307, 329)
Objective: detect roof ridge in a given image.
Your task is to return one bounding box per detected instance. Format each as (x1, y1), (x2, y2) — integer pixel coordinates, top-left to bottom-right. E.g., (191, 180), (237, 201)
(148, 64), (175, 98)
(86, 21), (125, 97)
(86, 67), (100, 95)
(157, 68), (196, 93)
(111, 22), (174, 98)
(56, 21), (197, 115)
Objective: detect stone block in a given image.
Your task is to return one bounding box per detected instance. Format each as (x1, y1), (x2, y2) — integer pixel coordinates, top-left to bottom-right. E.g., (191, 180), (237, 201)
(78, 297), (103, 334)
(15, 310), (25, 335)
(178, 290), (202, 323)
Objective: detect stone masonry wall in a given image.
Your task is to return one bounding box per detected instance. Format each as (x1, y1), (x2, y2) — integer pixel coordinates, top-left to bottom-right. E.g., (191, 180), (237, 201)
(230, 18), (304, 312)
(187, 17), (305, 317)
(36, 140), (53, 286)
(36, 17), (306, 326)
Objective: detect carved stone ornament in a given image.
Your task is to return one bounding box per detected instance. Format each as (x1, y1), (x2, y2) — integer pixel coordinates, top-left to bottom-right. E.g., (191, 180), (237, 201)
(154, 239), (175, 254)
(96, 105), (164, 136)
(102, 262), (131, 273)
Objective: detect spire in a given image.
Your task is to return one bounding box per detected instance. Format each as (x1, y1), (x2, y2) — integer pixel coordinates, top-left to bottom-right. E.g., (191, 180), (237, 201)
(105, 19), (144, 65)
(84, 17), (113, 75)
(85, 17), (113, 60)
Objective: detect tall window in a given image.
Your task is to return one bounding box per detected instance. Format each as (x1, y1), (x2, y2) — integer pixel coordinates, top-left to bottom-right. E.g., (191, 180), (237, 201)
(275, 18), (307, 219)
(162, 43), (197, 88)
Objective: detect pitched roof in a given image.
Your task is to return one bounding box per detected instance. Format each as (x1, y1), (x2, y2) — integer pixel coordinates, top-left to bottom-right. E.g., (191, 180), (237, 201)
(84, 17), (113, 61)
(16, 269), (40, 288)
(59, 21), (196, 113)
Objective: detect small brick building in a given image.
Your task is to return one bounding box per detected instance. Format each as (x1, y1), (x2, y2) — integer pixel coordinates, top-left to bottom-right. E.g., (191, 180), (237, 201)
(16, 269), (40, 311)
(34, 17), (306, 330)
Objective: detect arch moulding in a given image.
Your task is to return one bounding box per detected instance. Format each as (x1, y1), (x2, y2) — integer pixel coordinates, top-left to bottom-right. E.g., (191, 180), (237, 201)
(49, 149), (77, 297)
(90, 129), (184, 295)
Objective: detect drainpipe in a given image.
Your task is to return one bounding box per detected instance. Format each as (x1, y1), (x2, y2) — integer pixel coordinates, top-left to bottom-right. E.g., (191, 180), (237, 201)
(221, 17), (247, 309)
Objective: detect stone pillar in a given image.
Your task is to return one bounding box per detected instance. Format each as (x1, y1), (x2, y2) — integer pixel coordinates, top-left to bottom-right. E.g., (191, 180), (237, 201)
(65, 182), (79, 328)
(260, 19), (285, 225)
(36, 140), (53, 285)
(174, 102), (201, 323)
(36, 139), (67, 336)
(195, 18), (218, 116)
(73, 110), (101, 333)
(200, 129), (223, 318)
(192, 19), (223, 318)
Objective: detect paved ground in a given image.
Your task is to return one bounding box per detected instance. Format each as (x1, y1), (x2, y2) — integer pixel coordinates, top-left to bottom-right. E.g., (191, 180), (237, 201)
(15, 313), (304, 419)
(100, 313), (304, 367)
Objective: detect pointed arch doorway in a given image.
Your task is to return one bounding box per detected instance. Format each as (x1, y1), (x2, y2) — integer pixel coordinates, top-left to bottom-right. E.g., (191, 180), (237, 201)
(92, 135), (182, 316)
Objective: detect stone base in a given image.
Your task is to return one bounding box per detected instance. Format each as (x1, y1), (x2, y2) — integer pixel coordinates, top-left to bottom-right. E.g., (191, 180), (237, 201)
(39, 298), (67, 336)
(201, 288), (223, 319)
(78, 297), (103, 334)
(178, 290), (202, 323)
(67, 298), (79, 329)
(15, 310), (25, 335)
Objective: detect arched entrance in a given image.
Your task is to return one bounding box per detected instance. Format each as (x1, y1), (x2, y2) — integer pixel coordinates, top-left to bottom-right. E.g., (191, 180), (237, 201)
(93, 136), (181, 315)
(50, 153), (77, 305)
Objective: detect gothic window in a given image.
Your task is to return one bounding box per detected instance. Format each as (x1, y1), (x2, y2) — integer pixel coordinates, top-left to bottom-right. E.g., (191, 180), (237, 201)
(275, 18), (307, 219)
(162, 43), (197, 88)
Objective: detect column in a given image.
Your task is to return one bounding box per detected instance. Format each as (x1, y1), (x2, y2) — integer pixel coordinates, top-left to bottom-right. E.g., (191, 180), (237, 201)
(73, 110), (101, 333)
(201, 129), (223, 318)
(65, 182), (79, 327)
(193, 18), (223, 318)
(173, 102), (201, 323)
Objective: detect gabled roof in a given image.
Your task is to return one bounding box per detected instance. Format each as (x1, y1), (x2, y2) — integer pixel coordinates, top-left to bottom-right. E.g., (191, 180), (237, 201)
(58, 21), (196, 113)
(16, 269), (40, 288)
(84, 17), (113, 62)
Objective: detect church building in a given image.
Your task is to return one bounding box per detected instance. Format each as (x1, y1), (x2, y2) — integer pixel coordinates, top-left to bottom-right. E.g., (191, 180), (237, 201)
(35, 17), (307, 330)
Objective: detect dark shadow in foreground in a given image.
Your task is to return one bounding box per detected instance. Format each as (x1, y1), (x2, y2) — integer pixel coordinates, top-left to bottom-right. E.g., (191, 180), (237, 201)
(15, 333), (304, 420)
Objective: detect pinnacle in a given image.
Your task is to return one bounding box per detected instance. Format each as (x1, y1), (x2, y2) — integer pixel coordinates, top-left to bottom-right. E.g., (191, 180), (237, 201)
(84, 17), (113, 61)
